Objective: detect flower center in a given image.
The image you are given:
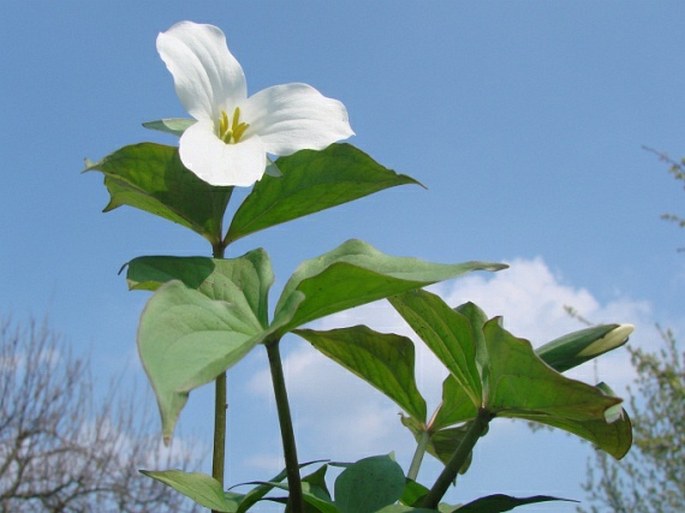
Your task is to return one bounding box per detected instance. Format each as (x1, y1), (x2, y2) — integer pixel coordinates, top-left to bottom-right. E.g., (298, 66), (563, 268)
(218, 107), (249, 144)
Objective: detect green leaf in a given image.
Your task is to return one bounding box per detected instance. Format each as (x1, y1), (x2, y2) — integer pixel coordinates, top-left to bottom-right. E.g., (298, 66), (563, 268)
(142, 118), (196, 136)
(233, 461), (326, 513)
(265, 483), (340, 513)
(483, 319), (623, 419)
(126, 249), (273, 327)
(334, 455), (406, 513)
(295, 325), (427, 422)
(399, 479), (429, 507)
(401, 373), (479, 473)
(139, 281), (264, 441)
(135, 251), (273, 441)
(428, 424), (476, 473)
(431, 375), (479, 430)
(482, 319), (630, 456)
(288, 465), (334, 513)
(140, 470), (241, 512)
(226, 143), (422, 244)
(272, 239), (506, 336)
(85, 143), (232, 244)
(536, 324), (633, 373)
(389, 290), (483, 408)
(126, 256), (216, 291)
(528, 408), (632, 459)
(390, 292), (630, 457)
(450, 494), (575, 512)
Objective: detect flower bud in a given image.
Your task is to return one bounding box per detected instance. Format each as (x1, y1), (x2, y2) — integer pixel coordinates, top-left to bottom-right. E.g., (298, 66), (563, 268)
(536, 324), (634, 373)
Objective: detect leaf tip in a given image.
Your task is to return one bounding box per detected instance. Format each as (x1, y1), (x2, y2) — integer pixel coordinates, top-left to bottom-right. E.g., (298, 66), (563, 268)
(82, 157), (98, 173)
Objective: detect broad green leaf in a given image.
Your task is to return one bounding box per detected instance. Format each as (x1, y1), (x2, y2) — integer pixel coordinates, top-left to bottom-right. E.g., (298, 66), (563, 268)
(482, 319), (630, 455)
(126, 249), (273, 327)
(524, 409), (632, 459)
(431, 375), (479, 430)
(143, 117), (196, 136)
(226, 143), (421, 244)
(334, 455), (406, 513)
(452, 303), (632, 457)
(449, 494), (574, 512)
(295, 325), (427, 422)
(85, 143), (232, 244)
(399, 479), (430, 507)
(138, 280), (265, 441)
(389, 290), (482, 408)
(140, 470), (241, 512)
(483, 319), (623, 420)
(453, 302), (489, 380)
(272, 239), (506, 335)
(131, 250), (274, 440)
(536, 324), (633, 373)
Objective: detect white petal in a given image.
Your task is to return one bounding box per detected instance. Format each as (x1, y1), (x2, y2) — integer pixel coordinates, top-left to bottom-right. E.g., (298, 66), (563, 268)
(179, 121), (267, 187)
(157, 21), (247, 122)
(241, 83), (354, 156)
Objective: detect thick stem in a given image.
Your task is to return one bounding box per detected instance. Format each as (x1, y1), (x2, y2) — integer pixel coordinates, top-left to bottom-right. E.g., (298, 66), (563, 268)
(419, 408), (493, 509)
(211, 243), (227, 513)
(266, 338), (304, 513)
(407, 430), (431, 481)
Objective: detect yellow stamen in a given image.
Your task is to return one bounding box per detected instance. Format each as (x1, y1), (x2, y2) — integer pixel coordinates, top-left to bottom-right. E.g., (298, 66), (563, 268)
(218, 107), (249, 144)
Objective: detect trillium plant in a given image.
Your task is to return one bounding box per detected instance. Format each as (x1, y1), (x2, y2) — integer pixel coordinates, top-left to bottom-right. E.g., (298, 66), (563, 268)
(87, 20), (634, 513)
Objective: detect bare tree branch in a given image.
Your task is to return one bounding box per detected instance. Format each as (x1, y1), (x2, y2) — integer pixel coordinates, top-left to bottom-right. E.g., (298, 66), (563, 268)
(0, 315), (203, 513)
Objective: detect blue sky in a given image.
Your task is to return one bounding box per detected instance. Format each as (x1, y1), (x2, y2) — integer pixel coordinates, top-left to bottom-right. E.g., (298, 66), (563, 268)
(2, 2), (684, 511)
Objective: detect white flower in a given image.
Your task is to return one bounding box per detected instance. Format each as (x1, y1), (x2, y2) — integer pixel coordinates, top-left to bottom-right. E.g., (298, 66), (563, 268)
(156, 21), (354, 187)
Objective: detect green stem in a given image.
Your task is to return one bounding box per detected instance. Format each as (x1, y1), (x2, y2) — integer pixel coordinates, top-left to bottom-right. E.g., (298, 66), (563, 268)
(211, 242), (227, 513)
(266, 338), (304, 513)
(212, 372), (227, 485)
(419, 408), (493, 509)
(407, 430), (431, 481)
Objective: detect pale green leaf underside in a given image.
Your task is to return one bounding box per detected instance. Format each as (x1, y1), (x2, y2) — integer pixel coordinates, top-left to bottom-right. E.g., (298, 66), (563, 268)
(138, 281), (264, 441)
(142, 117), (196, 136)
(141, 469), (241, 512)
(132, 250), (273, 441)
